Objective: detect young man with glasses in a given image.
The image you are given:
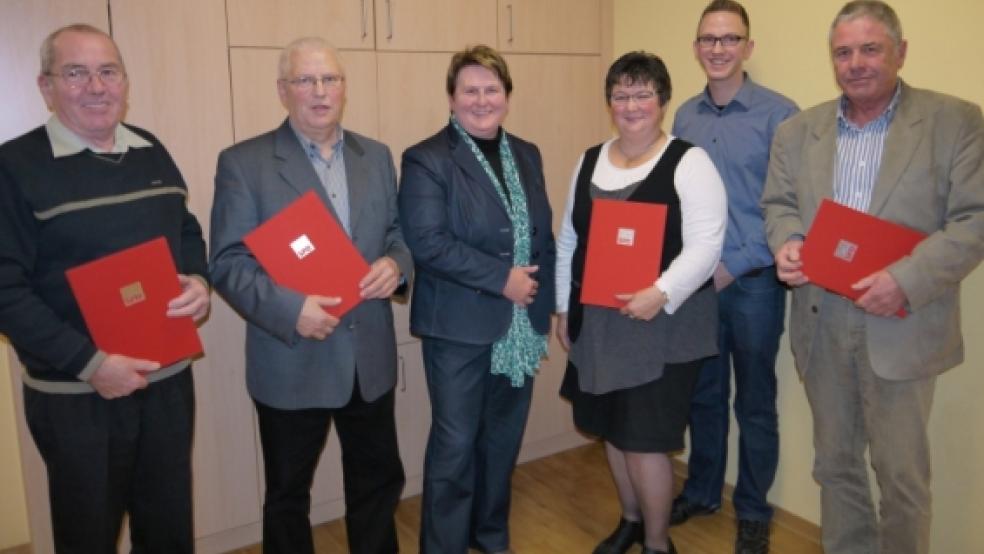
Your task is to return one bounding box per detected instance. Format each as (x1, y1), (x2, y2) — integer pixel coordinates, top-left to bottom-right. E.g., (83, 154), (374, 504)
(670, 2), (798, 553)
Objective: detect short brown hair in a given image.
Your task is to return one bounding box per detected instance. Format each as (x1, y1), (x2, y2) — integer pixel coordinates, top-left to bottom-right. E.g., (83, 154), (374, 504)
(699, 0), (751, 36)
(40, 23), (122, 76)
(446, 44), (512, 96)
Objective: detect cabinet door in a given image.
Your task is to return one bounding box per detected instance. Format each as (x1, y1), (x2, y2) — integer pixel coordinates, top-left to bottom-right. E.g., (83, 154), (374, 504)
(375, 0), (496, 52)
(377, 52), (452, 165)
(109, 0), (263, 545)
(502, 54), (606, 233)
(503, 54), (606, 448)
(227, 0), (374, 49)
(498, 0), (602, 54)
(230, 48), (379, 143)
(395, 342), (430, 487)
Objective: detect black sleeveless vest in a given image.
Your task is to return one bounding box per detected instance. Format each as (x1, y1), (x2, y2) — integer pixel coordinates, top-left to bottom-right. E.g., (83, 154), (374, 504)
(567, 139), (695, 342)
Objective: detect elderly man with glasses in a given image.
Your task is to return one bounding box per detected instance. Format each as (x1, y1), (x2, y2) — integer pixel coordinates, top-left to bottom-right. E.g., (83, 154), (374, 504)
(209, 36), (411, 554)
(0, 24), (210, 552)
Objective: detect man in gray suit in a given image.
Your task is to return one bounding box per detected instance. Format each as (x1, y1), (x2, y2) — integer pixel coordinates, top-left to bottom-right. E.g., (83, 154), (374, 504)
(210, 37), (411, 554)
(762, 2), (984, 554)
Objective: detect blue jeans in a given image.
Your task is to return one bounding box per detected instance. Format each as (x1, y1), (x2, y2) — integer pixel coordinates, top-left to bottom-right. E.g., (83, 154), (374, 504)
(680, 268), (785, 521)
(419, 338), (534, 554)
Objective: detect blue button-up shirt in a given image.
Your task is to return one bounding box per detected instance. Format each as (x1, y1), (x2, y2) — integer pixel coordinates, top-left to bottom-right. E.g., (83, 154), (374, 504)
(673, 75), (798, 278)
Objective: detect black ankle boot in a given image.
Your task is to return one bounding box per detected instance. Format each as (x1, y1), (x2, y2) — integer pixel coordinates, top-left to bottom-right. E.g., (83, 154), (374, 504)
(641, 537), (677, 554)
(593, 517), (644, 554)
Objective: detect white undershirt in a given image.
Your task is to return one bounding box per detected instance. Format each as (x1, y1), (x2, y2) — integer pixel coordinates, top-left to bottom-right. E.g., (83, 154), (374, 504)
(555, 136), (726, 314)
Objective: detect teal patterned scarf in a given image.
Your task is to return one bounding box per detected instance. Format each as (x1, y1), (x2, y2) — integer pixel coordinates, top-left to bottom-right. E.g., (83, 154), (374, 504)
(451, 116), (548, 387)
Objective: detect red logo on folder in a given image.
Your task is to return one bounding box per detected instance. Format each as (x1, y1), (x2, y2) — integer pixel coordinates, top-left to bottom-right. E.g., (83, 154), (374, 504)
(801, 199), (926, 316)
(581, 199), (668, 308)
(66, 236), (203, 365)
(243, 190), (369, 318)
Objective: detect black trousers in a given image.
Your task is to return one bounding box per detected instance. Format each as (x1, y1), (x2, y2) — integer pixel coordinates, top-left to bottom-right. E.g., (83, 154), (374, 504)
(255, 384), (405, 554)
(24, 368), (195, 554)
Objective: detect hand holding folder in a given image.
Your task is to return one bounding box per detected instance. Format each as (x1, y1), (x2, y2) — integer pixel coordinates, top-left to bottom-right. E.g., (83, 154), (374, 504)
(581, 198), (668, 309)
(243, 190), (370, 318)
(801, 199), (926, 317)
(65, 236), (204, 366)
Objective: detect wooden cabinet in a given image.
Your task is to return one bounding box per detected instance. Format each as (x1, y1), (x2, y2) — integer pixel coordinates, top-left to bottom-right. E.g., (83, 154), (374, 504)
(498, 0), (602, 54)
(227, 0), (374, 49)
(374, 0), (497, 52)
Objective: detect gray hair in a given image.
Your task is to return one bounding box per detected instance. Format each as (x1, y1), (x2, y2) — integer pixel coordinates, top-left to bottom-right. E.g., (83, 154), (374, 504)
(829, 0), (903, 48)
(278, 37), (340, 79)
(40, 23), (123, 75)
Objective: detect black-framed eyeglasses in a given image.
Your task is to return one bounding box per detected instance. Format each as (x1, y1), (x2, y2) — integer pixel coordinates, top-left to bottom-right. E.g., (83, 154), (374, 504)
(695, 34), (746, 49)
(280, 74), (345, 91)
(47, 65), (126, 87)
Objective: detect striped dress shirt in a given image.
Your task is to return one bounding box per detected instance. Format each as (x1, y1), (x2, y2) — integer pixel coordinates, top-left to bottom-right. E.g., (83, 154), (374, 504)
(833, 84), (902, 212)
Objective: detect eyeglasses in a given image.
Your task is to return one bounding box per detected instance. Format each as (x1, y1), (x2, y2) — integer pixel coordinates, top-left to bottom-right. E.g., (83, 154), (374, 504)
(695, 34), (746, 49)
(610, 91), (658, 106)
(47, 66), (126, 87)
(281, 74), (345, 91)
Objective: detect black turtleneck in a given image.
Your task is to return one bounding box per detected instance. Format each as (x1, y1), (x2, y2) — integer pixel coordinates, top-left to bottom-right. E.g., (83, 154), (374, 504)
(469, 129), (511, 205)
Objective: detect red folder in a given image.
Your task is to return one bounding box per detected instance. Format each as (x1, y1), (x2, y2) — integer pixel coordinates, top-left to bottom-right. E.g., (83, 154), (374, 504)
(243, 190), (369, 318)
(66, 236), (203, 365)
(801, 199), (926, 316)
(581, 198), (668, 308)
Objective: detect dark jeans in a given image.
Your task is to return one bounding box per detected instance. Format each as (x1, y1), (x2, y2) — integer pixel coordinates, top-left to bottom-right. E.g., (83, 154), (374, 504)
(681, 268), (785, 521)
(24, 368), (195, 554)
(255, 385), (404, 554)
(419, 338), (534, 554)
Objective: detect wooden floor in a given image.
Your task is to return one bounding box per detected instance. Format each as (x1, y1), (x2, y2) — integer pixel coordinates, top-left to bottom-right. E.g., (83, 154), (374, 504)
(229, 442), (822, 554)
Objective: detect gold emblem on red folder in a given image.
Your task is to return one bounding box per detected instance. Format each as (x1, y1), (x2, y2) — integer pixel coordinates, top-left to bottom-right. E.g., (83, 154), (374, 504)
(119, 281), (147, 307)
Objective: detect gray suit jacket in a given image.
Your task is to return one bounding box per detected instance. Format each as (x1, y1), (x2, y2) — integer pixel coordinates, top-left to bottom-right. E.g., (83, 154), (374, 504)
(210, 120), (412, 409)
(763, 83), (984, 380)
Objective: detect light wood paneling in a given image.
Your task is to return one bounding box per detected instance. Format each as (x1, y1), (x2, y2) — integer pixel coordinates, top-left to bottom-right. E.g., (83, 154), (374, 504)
(394, 341), (430, 484)
(376, 52), (451, 162)
(374, 0), (497, 52)
(0, 0), (108, 142)
(227, 0), (374, 49)
(498, 0), (602, 54)
(1, 4), (111, 552)
(109, 0), (262, 543)
(503, 54), (608, 234)
(229, 48), (379, 143)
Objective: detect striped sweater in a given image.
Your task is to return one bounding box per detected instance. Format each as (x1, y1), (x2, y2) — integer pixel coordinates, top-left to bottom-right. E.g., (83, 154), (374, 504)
(0, 124), (207, 392)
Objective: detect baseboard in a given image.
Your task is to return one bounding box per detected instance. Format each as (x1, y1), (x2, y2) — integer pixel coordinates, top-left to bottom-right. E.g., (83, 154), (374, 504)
(0, 544), (32, 554)
(670, 458), (821, 545)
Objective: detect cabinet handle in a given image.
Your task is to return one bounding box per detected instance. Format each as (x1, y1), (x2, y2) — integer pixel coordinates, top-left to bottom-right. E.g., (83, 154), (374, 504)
(399, 354), (406, 392)
(360, 0), (368, 39)
(507, 4), (514, 43)
(386, 0), (394, 40)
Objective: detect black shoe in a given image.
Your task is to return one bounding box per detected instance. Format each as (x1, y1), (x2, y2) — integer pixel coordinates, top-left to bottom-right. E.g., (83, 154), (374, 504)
(669, 495), (719, 526)
(735, 519), (770, 554)
(593, 517), (644, 554)
(641, 537), (678, 554)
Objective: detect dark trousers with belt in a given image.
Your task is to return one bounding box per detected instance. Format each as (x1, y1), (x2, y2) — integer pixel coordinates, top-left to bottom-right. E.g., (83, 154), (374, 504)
(419, 338), (534, 554)
(24, 368), (195, 554)
(255, 383), (405, 554)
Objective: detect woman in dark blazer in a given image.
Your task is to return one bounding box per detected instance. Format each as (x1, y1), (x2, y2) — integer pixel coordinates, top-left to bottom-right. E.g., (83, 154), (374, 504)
(398, 44), (555, 554)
